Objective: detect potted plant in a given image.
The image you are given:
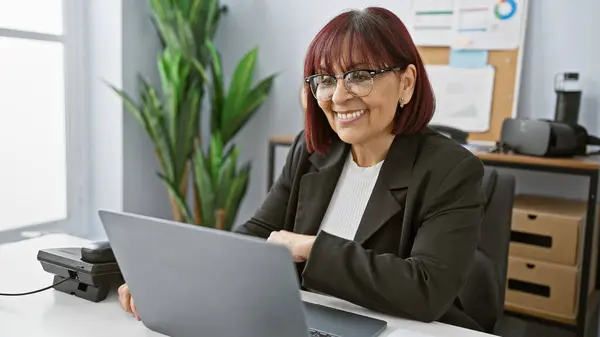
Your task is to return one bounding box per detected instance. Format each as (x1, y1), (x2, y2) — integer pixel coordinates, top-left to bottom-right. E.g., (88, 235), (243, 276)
(111, 0), (276, 230)
(185, 40), (276, 230)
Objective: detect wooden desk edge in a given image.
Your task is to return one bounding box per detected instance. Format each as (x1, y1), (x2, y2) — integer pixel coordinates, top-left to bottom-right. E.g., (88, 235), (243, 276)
(269, 136), (600, 171)
(270, 136), (295, 144)
(473, 152), (600, 171)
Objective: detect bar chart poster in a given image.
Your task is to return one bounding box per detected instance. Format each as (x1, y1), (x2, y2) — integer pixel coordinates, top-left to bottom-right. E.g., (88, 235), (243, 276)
(453, 0), (524, 50)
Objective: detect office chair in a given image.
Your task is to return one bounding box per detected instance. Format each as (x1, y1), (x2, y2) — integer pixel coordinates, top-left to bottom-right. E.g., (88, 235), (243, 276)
(429, 124), (469, 145)
(458, 167), (515, 334)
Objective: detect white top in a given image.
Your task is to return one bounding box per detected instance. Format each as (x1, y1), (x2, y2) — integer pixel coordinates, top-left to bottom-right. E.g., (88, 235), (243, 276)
(0, 234), (492, 336)
(319, 153), (384, 240)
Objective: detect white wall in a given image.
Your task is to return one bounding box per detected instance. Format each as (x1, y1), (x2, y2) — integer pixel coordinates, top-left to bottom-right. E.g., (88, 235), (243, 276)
(86, 0), (124, 238)
(121, 0), (172, 222)
(86, 0), (171, 239)
(511, 0), (600, 200)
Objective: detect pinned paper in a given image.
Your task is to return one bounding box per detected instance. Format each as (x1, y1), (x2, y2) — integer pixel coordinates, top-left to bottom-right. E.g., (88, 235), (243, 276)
(426, 65), (495, 132)
(449, 49), (488, 68)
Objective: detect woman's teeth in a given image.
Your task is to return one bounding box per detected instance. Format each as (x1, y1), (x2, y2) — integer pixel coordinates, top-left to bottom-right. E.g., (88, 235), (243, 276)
(336, 109), (366, 120)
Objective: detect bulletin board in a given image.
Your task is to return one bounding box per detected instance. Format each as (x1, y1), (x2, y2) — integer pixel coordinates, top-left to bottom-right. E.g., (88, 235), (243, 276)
(412, 0), (530, 143)
(418, 47), (521, 142)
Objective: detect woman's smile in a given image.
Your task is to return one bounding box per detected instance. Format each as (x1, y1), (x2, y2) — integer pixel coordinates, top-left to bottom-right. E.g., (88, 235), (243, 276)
(334, 109), (368, 125)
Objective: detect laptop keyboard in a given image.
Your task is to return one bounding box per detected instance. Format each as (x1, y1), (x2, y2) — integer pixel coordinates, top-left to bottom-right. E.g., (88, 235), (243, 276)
(308, 328), (340, 337)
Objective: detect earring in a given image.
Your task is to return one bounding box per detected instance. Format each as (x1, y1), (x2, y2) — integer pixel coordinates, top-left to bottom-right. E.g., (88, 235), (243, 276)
(399, 98), (405, 108)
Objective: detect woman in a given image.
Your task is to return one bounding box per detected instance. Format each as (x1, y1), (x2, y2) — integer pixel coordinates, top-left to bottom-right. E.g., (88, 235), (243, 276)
(120, 6), (489, 332)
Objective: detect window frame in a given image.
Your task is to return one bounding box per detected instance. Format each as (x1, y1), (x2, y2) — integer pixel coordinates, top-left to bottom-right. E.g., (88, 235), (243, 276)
(0, 0), (88, 234)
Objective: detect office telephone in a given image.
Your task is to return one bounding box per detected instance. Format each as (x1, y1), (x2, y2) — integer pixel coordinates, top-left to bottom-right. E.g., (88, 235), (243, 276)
(35, 241), (123, 302)
(0, 241), (122, 299)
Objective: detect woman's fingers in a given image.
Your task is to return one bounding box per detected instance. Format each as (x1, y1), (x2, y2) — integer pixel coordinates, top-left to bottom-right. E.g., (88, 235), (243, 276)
(118, 284), (132, 313)
(119, 284), (131, 312)
(119, 283), (140, 320)
(131, 297), (140, 320)
(118, 283), (140, 321)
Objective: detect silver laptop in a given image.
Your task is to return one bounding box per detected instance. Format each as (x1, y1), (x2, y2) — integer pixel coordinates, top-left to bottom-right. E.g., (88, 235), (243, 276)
(98, 210), (387, 337)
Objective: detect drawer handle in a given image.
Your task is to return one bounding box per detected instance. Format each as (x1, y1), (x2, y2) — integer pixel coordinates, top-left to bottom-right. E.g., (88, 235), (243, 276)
(526, 263), (535, 269)
(527, 214), (537, 220)
(508, 279), (549, 297)
(510, 230), (553, 248)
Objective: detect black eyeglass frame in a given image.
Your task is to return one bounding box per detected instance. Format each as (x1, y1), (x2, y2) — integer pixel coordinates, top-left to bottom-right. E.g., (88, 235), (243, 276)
(304, 65), (406, 100)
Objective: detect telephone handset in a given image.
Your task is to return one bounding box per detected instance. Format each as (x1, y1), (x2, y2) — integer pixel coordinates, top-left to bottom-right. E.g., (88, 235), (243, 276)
(81, 241), (116, 264)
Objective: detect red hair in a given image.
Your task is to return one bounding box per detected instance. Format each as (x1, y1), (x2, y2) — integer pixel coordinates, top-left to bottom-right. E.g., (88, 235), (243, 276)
(302, 7), (435, 154)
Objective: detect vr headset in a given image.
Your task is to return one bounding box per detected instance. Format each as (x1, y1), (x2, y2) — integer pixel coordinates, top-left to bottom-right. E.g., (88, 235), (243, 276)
(499, 118), (600, 157)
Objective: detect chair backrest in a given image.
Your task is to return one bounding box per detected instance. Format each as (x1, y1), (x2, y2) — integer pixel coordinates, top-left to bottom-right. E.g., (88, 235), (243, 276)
(429, 124), (469, 144)
(458, 167), (515, 333)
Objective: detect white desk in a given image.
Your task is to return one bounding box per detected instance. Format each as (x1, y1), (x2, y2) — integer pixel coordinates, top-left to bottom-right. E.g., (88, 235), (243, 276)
(0, 234), (492, 337)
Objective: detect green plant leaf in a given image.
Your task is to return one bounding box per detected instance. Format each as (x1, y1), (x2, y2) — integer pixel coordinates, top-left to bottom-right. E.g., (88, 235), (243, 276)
(155, 113), (177, 180)
(173, 83), (201, 180)
(158, 173), (193, 223)
(219, 146), (238, 183)
(158, 49), (199, 181)
(243, 74), (277, 112)
(178, 0), (191, 13)
(222, 47), (258, 127)
(191, 58), (209, 83)
(209, 133), (224, 188)
(174, 10), (195, 58)
(158, 50), (180, 145)
(206, 39), (224, 134)
(221, 74), (276, 144)
(149, 0), (180, 51)
(109, 85), (149, 136)
(189, 0), (202, 24)
(216, 146), (239, 208)
(224, 163), (251, 231)
(139, 78), (174, 178)
(204, 0), (219, 42)
(138, 76), (177, 179)
(193, 143), (216, 227)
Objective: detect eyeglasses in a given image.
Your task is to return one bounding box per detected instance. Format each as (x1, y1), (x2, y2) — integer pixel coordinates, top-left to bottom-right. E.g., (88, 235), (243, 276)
(304, 66), (404, 101)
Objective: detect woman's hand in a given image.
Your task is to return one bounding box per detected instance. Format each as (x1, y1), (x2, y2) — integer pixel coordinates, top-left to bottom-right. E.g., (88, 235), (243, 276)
(118, 283), (140, 320)
(267, 230), (316, 262)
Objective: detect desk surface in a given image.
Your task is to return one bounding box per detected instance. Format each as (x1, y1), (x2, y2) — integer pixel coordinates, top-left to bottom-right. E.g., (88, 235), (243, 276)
(0, 233), (492, 337)
(269, 136), (600, 171)
(474, 151), (600, 171)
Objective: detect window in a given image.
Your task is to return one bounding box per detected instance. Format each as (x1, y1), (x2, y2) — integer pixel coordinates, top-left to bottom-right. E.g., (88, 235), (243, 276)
(0, 0), (85, 232)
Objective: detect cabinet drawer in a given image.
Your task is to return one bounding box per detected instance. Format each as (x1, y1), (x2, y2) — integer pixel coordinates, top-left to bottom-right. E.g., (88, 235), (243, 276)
(509, 195), (585, 266)
(505, 257), (578, 321)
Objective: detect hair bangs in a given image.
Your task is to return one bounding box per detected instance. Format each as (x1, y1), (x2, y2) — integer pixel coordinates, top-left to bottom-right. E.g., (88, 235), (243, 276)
(307, 13), (396, 76)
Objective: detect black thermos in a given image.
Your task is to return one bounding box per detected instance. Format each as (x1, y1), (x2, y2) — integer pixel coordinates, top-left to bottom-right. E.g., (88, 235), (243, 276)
(554, 72), (582, 125)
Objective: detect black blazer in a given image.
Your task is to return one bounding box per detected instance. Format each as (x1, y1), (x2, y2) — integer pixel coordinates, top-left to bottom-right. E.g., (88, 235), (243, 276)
(234, 128), (486, 331)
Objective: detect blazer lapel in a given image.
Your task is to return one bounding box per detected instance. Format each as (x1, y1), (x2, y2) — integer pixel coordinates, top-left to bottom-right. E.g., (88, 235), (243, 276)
(294, 139), (349, 236)
(354, 132), (420, 244)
